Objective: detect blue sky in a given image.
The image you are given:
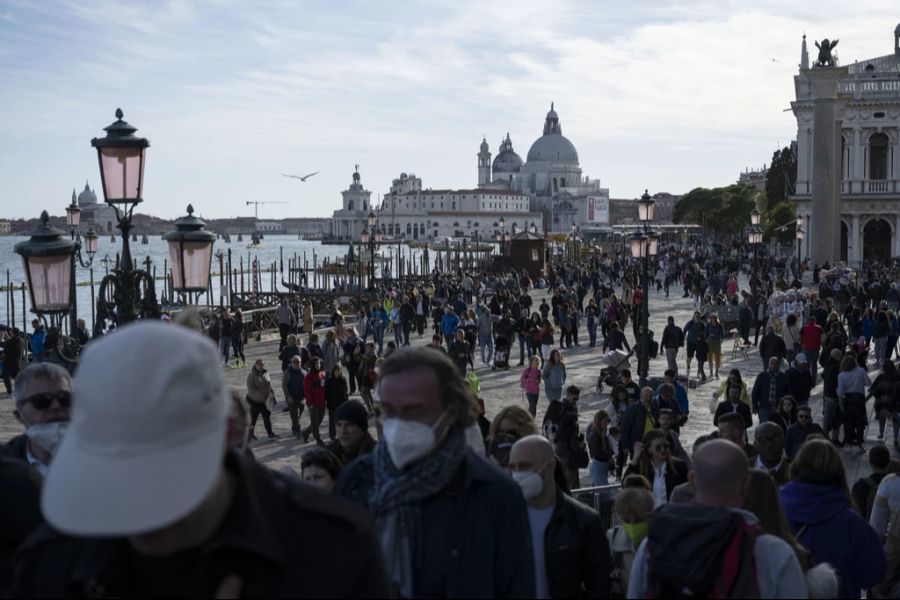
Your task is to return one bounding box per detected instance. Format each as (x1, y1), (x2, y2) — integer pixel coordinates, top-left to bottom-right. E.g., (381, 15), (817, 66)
(0, 0), (897, 220)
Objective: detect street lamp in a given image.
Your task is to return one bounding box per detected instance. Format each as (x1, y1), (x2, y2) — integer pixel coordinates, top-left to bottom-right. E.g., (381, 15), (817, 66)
(360, 211), (383, 293)
(748, 224), (763, 331)
(14, 211), (77, 318)
(163, 204), (217, 304)
(796, 226), (805, 276)
(496, 218), (510, 256)
(90, 108), (159, 335)
(630, 189), (657, 386)
(750, 208), (761, 226)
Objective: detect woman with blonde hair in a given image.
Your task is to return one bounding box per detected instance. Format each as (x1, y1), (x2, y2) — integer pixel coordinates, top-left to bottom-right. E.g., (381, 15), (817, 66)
(780, 439), (885, 598)
(486, 405), (537, 467)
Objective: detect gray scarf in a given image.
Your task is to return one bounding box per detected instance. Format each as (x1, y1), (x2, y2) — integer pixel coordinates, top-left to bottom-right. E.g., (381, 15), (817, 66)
(369, 425), (467, 598)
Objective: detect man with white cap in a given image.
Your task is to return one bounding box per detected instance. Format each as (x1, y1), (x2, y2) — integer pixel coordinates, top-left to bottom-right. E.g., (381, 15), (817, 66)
(13, 321), (390, 597)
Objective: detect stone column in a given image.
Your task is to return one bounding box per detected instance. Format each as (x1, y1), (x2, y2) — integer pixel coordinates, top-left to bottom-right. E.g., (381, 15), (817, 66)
(804, 67), (848, 267)
(849, 214), (860, 265)
(894, 213), (900, 258)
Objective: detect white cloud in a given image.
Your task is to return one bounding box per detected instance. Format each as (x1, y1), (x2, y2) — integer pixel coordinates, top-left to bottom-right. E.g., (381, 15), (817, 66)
(0, 0), (898, 218)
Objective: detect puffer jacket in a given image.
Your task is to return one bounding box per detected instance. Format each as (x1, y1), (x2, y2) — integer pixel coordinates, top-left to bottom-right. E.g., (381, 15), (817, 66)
(520, 366), (541, 395)
(780, 480), (885, 598)
(246, 368), (274, 404)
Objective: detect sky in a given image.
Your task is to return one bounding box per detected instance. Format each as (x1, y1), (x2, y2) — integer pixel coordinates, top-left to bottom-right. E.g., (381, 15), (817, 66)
(0, 1), (898, 221)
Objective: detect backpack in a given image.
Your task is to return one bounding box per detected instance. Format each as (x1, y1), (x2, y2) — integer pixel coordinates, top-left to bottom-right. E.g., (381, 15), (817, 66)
(647, 504), (760, 599)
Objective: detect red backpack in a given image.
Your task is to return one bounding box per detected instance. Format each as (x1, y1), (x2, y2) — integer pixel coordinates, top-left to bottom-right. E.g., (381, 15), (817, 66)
(646, 504), (760, 599)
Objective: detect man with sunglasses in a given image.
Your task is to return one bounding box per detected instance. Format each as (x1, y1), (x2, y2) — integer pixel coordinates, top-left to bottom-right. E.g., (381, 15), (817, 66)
(2, 363), (72, 477)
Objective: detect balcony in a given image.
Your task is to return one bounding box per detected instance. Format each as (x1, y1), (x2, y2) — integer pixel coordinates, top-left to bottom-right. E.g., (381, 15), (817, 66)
(797, 179), (900, 196)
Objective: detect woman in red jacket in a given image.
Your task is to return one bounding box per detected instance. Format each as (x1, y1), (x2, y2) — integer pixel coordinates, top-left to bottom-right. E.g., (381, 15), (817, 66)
(303, 357), (327, 445)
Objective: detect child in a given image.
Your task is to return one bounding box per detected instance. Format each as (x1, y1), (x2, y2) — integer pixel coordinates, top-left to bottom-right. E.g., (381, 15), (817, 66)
(694, 331), (709, 382)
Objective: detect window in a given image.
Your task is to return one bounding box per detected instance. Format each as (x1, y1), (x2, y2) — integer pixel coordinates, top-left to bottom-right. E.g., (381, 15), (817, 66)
(348, 200), (354, 210)
(870, 132), (889, 180)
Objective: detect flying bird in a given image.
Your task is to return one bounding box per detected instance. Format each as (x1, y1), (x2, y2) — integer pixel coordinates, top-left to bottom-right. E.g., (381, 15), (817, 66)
(282, 171), (320, 181)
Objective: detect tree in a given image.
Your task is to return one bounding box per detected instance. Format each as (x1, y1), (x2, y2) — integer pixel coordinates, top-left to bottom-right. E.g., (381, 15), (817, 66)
(673, 184), (757, 234)
(764, 201), (797, 244)
(765, 146), (797, 211)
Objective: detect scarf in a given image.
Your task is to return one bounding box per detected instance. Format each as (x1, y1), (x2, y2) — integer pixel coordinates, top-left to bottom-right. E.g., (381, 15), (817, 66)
(369, 425), (467, 598)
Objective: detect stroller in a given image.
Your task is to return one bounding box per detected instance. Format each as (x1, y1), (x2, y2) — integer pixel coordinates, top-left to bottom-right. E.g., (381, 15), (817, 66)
(492, 335), (510, 371)
(596, 349), (633, 393)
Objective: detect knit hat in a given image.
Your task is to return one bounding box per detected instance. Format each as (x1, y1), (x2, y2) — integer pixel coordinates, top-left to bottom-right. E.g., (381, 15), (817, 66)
(335, 400), (369, 431)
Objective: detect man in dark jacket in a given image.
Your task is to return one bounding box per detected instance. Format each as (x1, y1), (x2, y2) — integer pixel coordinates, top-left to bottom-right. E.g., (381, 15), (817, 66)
(0, 457), (43, 595)
(398, 298), (416, 346)
(660, 316), (683, 375)
(786, 353), (813, 405)
(620, 387), (659, 459)
(281, 355), (306, 437)
(758, 326), (787, 367)
(335, 347), (534, 598)
(602, 321), (630, 353)
(448, 329), (472, 375)
(713, 384), (753, 430)
(785, 405), (825, 459)
(13, 321), (391, 598)
(1, 326), (23, 396)
(752, 356), (790, 423)
(509, 435), (612, 598)
(554, 386), (587, 489)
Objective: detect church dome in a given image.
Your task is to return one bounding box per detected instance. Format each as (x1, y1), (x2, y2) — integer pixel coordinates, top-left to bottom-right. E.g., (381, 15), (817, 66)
(526, 103), (579, 163)
(77, 181), (97, 206)
(492, 132), (523, 173)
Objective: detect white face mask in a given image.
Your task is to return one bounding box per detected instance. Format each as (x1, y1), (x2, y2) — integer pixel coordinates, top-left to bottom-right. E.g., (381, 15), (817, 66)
(25, 421), (68, 455)
(512, 468), (545, 500)
(382, 413), (447, 470)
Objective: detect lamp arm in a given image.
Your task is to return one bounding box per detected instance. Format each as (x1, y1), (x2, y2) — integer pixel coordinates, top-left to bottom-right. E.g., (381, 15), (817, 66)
(134, 269), (161, 320)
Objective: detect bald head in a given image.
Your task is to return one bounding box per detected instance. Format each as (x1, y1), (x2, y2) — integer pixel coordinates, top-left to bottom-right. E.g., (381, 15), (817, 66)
(691, 439), (750, 507)
(510, 434), (554, 469)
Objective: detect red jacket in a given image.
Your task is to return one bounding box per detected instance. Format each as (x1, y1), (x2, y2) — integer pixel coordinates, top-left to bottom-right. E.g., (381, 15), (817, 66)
(304, 370), (326, 408)
(800, 323), (823, 350)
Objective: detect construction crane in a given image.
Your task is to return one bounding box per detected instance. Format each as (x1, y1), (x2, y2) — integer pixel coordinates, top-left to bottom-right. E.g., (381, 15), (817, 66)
(246, 200), (288, 219)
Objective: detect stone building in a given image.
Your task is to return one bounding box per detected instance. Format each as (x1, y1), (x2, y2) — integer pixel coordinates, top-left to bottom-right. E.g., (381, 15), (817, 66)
(74, 181), (118, 233)
(792, 25), (900, 264)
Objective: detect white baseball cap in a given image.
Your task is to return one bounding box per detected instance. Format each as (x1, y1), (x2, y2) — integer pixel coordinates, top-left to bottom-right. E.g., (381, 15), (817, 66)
(42, 321), (229, 536)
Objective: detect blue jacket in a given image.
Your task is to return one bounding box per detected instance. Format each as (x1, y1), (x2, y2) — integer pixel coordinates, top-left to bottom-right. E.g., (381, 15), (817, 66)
(780, 481), (885, 598)
(441, 313), (460, 336)
(29, 328), (45, 358)
(335, 448), (535, 598)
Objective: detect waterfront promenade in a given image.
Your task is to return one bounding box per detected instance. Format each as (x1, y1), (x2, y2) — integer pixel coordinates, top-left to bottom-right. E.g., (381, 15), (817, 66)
(3, 273), (871, 486)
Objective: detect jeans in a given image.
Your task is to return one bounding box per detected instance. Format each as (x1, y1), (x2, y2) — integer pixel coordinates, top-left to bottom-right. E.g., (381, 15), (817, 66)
(287, 397), (305, 433)
(803, 348), (819, 382)
(589, 459), (610, 486)
(587, 320), (597, 347)
(219, 336), (231, 364)
(518, 335), (528, 365)
(479, 334), (494, 365)
(757, 406), (773, 424)
(231, 336), (246, 362)
(278, 323), (290, 351)
(525, 392), (539, 416)
(303, 405), (325, 443)
(372, 324), (385, 354)
(402, 325), (412, 346)
(328, 407), (338, 440)
(665, 347), (678, 374)
(874, 336), (888, 366)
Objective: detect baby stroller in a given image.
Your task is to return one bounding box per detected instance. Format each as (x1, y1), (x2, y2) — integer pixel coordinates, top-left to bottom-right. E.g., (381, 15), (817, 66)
(492, 335), (510, 371)
(596, 349), (633, 393)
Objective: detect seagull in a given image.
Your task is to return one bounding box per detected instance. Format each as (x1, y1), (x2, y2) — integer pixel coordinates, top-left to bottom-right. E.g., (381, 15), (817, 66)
(282, 171), (320, 181)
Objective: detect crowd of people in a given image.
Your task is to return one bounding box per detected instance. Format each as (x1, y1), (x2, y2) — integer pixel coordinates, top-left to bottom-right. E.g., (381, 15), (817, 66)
(3, 238), (900, 597)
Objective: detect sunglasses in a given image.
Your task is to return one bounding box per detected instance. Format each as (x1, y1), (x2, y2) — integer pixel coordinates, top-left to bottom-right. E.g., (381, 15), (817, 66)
(651, 443), (671, 452)
(22, 391), (71, 410)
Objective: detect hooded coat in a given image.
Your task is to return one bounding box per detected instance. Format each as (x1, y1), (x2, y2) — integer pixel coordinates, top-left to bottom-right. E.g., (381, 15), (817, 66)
(779, 481), (885, 598)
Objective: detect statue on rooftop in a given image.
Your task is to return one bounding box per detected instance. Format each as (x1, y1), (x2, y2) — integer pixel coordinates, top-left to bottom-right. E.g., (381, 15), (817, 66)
(814, 38), (839, 67)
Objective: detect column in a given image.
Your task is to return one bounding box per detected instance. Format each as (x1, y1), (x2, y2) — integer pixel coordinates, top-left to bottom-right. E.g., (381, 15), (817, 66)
(804, 66), (848, 267)
(850, 214), (860, 265)
(852, 128), (863, 188)
(894, 213), (900, 257)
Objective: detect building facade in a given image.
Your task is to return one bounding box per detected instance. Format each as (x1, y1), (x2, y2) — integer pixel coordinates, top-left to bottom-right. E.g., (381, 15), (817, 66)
(792, 25), (900, 264)
(329, 167), (374, 241)
(74, 181), (119, 233)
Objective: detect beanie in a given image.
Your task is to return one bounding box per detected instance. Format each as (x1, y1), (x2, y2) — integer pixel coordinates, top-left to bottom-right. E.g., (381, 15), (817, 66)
(335, 400), (369, 431)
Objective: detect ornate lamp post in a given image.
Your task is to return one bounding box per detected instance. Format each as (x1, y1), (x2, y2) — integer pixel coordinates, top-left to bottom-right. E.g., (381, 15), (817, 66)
(14, 212), (77, 323)
(63, 192), (99, 335)
(90, 108), (159, 334)
(163, 205), (216, 305)
(496, 216), (510, 257)
(631, 190), (657, 386)
(360, 211), (383, 294)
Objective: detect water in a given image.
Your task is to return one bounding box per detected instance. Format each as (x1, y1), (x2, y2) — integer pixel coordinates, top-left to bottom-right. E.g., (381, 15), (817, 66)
(0, 235), (431, 330)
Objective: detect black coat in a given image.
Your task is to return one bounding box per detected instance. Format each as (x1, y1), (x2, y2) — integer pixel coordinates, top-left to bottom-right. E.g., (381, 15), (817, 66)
(713, 401), (753, 430)
(335, 448), (535, 598)
(751, 370), (790, 413)
(544, 488), (613, 598)
(624, 457), (689, 500)
(1, 457), (43, 594)
(759, 332), (787, 363)
(620, 400), (660, 455)
(13, 452), (392, 598)
(786, 367), (813, 405)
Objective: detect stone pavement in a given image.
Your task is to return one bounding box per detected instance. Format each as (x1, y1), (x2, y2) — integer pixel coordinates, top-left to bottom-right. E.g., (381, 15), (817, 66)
(0, 274), (881, 486)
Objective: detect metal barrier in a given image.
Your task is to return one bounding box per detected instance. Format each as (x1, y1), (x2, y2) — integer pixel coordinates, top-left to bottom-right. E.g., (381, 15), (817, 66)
(571, 483), (622, 529)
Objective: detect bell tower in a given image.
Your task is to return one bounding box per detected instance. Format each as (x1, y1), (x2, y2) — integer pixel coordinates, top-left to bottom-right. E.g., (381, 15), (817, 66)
(478, 137), (491, 187)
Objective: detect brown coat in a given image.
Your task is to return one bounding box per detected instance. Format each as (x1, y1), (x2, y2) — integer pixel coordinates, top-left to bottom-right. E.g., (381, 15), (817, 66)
(246, 368), (275, 404)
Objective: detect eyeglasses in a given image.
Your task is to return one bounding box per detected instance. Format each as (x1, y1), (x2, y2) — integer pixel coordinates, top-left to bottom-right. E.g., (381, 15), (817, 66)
(22, 391), (71, 410)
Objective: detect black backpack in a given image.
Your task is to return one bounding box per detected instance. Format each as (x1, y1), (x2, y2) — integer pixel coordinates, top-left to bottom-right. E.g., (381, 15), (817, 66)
(646, 504), (760, 599)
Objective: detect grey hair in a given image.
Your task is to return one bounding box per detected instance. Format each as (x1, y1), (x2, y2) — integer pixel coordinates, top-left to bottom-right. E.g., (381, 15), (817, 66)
(14, 362), (72, 406)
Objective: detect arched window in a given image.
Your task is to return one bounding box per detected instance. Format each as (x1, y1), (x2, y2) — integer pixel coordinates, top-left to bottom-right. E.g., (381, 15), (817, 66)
(348, 200), (354, 210)
(406, 223), (412, 234)
(560, 177), (566, 188)
(870, 133), (889, 180)
(553, 177), (558, 192)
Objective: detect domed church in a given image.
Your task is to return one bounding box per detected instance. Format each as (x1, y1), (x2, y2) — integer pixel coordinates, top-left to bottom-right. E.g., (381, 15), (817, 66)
(477, 103), (608, 232)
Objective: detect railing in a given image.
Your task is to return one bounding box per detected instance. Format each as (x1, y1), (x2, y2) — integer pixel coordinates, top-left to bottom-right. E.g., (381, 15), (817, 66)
(838, 79), (900, 96)
(867, 179), (891, 193)
(571, 483), (622, 529)
(807, 180), (900, 195)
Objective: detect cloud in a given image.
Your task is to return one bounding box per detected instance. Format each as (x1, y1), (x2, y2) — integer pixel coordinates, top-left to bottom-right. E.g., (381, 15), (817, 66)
(0, 0), (898, 218)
